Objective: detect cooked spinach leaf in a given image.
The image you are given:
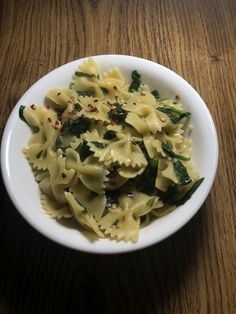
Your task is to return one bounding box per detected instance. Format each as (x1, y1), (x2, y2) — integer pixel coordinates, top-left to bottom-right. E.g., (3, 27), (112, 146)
(19, 105), (27, 122)
(55, 117), (90, 150)
(176, 177), (204, 205)
(74, 103), (82, 111)
(162, 142), (190, 161)
(108, 104), (129, 127)
(162, 185), (178, 204)
(75, 71), (97, 78)
(151, 90), (160, 99)
(91, 141), (108, 149)
(157, 106), (191, 123)
(76, 90), (95, 97)
(136, 158), (158, 194)
(101, 87), (109, 95)
(103, 130), (117, 140)
(173, 160), (192, 185)
(105, 190), (120, 209)
(76, 141), (92, 161)
(128, 70), (141, 92)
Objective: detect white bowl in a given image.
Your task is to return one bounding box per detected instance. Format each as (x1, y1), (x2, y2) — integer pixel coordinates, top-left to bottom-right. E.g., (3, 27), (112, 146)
(0, 55), (218, 254)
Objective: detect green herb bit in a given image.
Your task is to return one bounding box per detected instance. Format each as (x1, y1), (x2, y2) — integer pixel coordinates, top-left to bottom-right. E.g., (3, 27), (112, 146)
(103, 130), (117, 140)
(105, 190), (120, 210)
(74, 103), (82, 111)
(128, 70), (141, 92)
(108, 104), (129, 127)
(76, 141), (92, 161)
(75, 71), (97, 78)
(162, 185), (178, 204)
(173, 160), (192, 185)
(157, 107), (191, 124)
(19, 105), (27, 122)
(91, 141), (108, 149)
(65, 117), (90, 135)
(101, 87), (109, 95)
(55, 135), (64, 150)
(136, 158), (158, 194)
(146, 197), (156, 207)
(151, 90), (160, 99)
(176, 177), (204, 205)
(77, 90), (94, 97)
(138, 141), (149, 160)
(55, 117), (90, 150)
(162, 142), (190, 161)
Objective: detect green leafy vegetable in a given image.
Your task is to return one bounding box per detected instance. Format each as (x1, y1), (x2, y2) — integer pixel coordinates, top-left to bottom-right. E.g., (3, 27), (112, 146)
(74, 103), (82, 111)
(91, 141), (108, 149)
(136, 158), (158, 194)
(105, 190), (120, 209)
(55, 117), (90, 149)
(138, 141), (149, 160)
(151, 90), (160, 99)
(103, 130), (117, 140)
(19, 105), (27, 122)
(76, 90), (94, 97)
(176, 177), (204, 205)
(108, 104), (129, 127)
(76, 141), (92, 161)
(101, 87), (109, 95)
(128, 70), (141, 92)
(161, 185), (178, 204)
(75, 71), (97, 78)
(173, 160), (192, 185)
(146, 197), (156, 207)
(157, 106), (191, 124)
(162, 142), (190, 161)
(55, 135), (64, 150)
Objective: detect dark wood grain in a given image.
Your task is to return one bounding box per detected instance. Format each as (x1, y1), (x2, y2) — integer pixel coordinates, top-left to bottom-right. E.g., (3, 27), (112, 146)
(0, 0), (235, 313)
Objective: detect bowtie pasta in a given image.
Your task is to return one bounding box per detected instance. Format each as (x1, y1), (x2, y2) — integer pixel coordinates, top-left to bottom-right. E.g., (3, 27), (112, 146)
(20, 58), (203, 243)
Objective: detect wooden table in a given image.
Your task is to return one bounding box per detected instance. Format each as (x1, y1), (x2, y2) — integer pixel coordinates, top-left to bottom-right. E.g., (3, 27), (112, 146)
(0, 0), (235, 313)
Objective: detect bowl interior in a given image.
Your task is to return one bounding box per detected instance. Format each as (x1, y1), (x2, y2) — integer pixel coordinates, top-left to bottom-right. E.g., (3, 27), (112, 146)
(1, 55), (218, 254)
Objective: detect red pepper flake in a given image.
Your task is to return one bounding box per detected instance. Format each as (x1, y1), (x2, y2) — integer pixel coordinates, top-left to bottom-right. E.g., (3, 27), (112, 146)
(30, 104), (36, 110)
(68, 100), (72, 103)
(87, 104), (98, 112)
(57, 92), (61, 96)
(61, 173), (66, 178)
(113, 86), (117, 91)
(176, 95), (180, 100)
(47, 117), (52, 122)
(141, 92), (146, 96)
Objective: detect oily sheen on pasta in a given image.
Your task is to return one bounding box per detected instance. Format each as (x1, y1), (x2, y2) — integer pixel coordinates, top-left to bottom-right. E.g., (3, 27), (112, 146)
(20, 58), (203, 243)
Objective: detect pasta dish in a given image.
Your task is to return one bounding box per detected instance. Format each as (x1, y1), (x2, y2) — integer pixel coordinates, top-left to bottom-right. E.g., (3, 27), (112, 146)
(19, 58), (203, 243)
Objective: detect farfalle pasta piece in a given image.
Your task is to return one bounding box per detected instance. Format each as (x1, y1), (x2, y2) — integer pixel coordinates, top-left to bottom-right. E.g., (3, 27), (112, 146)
(98, 207), (140, 243)
(126, 105), (163, 135)
(41, 194), (72, 219)
(65, 191), (104, 237)
(22, 106), (60, 169)
(88, 133), (147, 168)
(48, 151), (77, 203)
(79, 155), (109, 195)
(69, 181), (106, 219)
(46, 88), (78, 109)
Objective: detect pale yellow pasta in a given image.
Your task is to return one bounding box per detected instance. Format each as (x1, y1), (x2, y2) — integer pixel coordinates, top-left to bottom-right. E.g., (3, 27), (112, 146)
(21, 58), (202, 243)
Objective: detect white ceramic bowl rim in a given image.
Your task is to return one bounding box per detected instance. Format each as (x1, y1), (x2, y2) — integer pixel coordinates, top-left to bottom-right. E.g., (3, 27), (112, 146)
(0, 55), (218, 254)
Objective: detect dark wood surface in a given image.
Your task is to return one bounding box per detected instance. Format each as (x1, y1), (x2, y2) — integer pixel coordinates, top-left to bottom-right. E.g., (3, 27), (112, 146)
(0, 0), (235, 313)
